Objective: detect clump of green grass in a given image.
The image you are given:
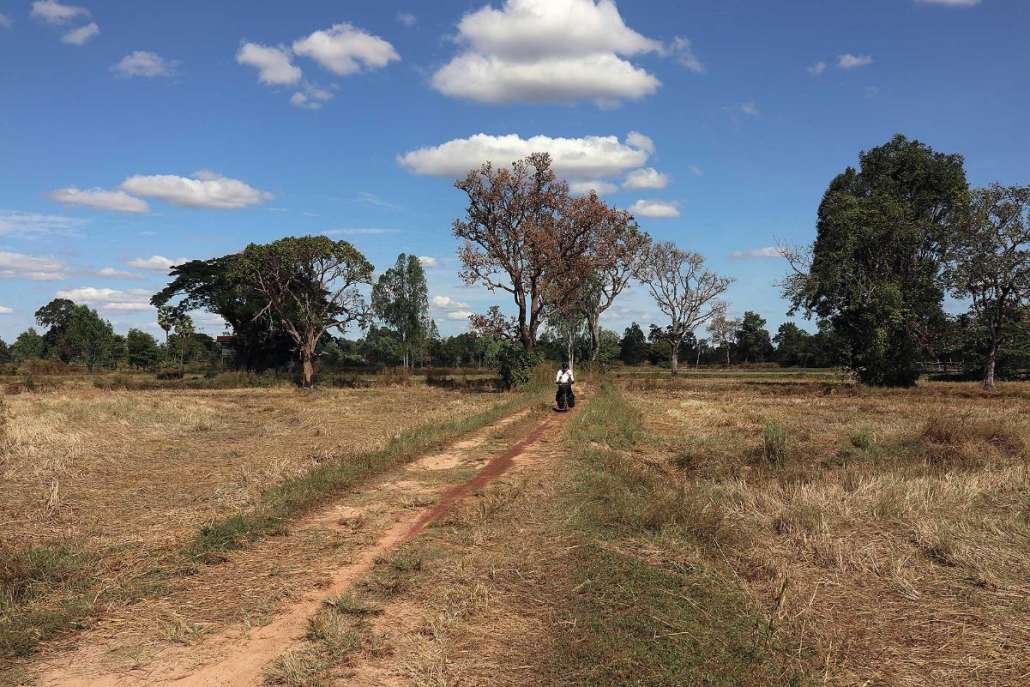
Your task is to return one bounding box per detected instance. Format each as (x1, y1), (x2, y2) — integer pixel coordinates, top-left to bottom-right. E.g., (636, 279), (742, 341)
(849, 426), (876, 451)
(359, 552), (425, 598)
(0, 544), (99, 657)
(323, 592), (382, 617)
(763, 420), (788, 465)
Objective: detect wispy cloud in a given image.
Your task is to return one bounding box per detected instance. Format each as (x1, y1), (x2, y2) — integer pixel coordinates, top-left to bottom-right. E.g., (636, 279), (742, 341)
(837, 53), (873, 69)
(730, 246), (783, 259)
(0, 250), (69, 280)
(0, 211), (86, 238)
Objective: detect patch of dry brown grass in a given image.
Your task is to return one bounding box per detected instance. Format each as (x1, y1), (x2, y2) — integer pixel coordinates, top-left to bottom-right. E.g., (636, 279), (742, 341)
(629, 377), (1030, 686)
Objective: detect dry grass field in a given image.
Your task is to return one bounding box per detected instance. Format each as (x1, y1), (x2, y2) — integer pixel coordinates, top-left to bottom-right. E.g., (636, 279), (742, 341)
(2, 371), (1028, 686)
(0, 383), (516, 664)
(279, 373), (1029, 686)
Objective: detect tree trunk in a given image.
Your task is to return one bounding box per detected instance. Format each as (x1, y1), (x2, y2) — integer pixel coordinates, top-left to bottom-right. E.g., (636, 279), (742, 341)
(301, 348), (315, 388)
(671, 345), (679, 376)
(588, 314), (600, 361)
(984, 342), (997, 391)
(695, 344), (702, 369)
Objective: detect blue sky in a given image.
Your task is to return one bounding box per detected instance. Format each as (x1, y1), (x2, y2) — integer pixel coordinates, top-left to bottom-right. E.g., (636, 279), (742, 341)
(1, 0), (1027, 342)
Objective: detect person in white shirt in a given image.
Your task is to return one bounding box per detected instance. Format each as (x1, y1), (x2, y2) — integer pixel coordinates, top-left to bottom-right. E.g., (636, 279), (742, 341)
(555, 362), (575, 409)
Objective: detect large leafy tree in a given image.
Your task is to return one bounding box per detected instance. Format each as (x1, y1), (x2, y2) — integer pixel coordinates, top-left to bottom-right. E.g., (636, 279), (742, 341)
(372, 254), (434, 369)
(231, 236), (374, 387)
(945, 184), (1030, 389)
(153, 256), (298, 372)
(618, 322), (648, 365)
(126, 328), (161, 370)
(35, 299), (116, 370)
(773, 322), (813, 367)
(787, 134), (969, 386)
(10, 328), (45, 361)
(454, 153), (610, 352)
(734, 311), (774, 363)
(634, 242), (733, 374)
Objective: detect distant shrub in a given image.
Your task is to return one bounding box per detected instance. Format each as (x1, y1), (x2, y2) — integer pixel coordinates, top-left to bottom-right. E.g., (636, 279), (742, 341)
(19, 359), (66, 376)
(496, 344), (541, 390)
(762, 420), (788, 465)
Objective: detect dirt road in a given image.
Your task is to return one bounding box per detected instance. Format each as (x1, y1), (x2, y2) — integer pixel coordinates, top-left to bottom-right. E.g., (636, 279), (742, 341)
(30, 395), (581, 687)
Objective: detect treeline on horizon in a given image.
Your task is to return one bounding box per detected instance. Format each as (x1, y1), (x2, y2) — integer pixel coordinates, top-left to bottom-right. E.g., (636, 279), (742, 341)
(3, 134), (1028, 388)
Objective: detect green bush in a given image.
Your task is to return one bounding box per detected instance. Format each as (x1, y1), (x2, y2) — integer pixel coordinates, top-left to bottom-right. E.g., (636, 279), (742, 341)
(496, 343), (541, 390)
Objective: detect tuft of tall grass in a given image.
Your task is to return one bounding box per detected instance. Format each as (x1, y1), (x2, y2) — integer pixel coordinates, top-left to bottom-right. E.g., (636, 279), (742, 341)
(762, 420), (788, 465)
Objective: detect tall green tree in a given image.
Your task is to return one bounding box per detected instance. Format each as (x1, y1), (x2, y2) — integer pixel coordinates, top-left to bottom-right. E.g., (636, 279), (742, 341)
(0, 337), (10, 364)
(11, 328), (45, 361)
(945, 184), (1030, 389)
(126, 328), (161, 370)
(153, 257), (295, 372)
(371, 254), (433, 369)
(773, 322), (813, 367)
(786, 134), (969, 386)
(231, 236), (374, 387)
(35, 299), (116, 370)
(619, 323), (648, 365)
(735, 311), (774, 363)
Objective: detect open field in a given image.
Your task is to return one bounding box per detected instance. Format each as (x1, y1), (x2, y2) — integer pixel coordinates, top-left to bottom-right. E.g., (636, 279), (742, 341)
(3, 371), (1028, 686)
(0, 383), (527, 663)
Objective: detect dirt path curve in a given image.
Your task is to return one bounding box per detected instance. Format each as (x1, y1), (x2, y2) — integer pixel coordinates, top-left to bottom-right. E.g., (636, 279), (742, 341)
(33, 393), (583, 687)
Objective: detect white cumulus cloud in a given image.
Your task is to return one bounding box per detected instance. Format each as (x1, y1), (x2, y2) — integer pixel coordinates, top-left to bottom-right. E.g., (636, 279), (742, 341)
(432, 0), (661, 106)
(56, 286), (153, 311)
(31, 0), (88, 24)
(569, 180), (618, 196)
(49, 187), (149, 213)
(630, 199), (680, 218)
(446, 310), (474, 321)
(61, 21), (98, 45)
(0, 306), (13, 314)
(623, 168), (668, 190)
(97, 267), (143, 279)
(112, 51), (177, 78)
(292, 23), (399, 76)
(120, 171), (272, 209)
(0, 251), (68, 281)
(433, 295), (470, 310)
(837, 53), (873, 69)
(418, 256), (439, 268)
(625, 131), (655, 155)
(126, 255), (190, 272)
(237, 42), (302, 85)
(399, 132), (650, 180)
